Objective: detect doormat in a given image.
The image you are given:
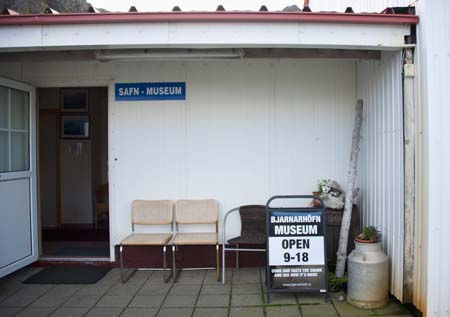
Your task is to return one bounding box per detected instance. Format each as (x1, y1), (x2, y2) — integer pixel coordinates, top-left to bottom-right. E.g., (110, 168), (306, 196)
(23, 266), (111, 284)
(54, 246), (110, 257)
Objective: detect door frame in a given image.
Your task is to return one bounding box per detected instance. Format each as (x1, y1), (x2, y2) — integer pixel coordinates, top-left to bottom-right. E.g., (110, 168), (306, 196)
(36, 85), (112, 261)
(0, 76), (38, 277)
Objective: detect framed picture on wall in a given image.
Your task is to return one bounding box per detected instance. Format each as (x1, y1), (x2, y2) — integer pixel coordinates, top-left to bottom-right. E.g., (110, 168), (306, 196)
(61, 88), (89, 112)
(61, 115), (89, 139)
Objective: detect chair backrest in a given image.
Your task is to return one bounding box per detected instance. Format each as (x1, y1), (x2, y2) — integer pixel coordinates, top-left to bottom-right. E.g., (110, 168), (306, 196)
(239, 205), (266, 237)
(175, 199), (218, 224)
(131, 200), (173, 225)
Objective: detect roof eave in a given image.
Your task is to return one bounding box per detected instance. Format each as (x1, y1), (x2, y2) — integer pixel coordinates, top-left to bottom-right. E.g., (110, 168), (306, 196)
(0, 11), (419, 26)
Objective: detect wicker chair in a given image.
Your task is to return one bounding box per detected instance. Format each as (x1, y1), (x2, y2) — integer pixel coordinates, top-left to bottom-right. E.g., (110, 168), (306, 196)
(222, 205), (266, 283)
(119, 200), (173, 283)
(172, 199), (220, 282)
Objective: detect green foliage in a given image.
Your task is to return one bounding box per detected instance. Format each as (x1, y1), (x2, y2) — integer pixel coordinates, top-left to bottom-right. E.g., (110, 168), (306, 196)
(0, 0), (91, 13)
(328, 272), (347, 292)
(357, 226), (380, 241)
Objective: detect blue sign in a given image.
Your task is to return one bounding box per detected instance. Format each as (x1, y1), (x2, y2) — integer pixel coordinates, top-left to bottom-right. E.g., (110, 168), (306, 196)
(115, 82), (186, 101)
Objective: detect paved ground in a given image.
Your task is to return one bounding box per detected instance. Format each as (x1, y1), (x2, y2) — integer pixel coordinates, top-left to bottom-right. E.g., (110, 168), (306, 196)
(0, 266), (415, 317)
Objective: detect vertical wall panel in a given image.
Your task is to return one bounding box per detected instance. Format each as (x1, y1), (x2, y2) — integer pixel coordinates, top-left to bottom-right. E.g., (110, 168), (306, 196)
(357, 51), (404, 300)
(416, 0), (450, 315)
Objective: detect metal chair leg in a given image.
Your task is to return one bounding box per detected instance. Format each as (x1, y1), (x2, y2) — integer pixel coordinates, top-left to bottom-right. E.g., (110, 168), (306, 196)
(120, 245), (125, 283)
(236, 244), (239, 269)
(172, 245), (178, 282)
(162, 245), (173, 283)
(222, 242), (226, 284)
(216, 244), (220, 282)
(120, 245), (137, 283)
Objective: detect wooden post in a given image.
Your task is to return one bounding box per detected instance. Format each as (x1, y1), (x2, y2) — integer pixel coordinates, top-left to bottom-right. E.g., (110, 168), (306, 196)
(335, 100), (363, 278)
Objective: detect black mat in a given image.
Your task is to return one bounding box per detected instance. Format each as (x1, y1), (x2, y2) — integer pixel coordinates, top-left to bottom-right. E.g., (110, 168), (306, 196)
(54, 246), (110, 257)
(23, 266), (111, 284)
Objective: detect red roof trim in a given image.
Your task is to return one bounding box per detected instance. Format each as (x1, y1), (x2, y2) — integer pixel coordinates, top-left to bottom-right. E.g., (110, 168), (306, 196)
(0, 11), (418, 26)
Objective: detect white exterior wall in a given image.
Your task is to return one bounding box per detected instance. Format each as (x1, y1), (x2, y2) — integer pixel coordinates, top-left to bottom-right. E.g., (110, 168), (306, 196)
(108, 60), (357, 250)
(415, 0), (450, 315)
(0, 59), (357, 258)
(357, 52), (405, 301)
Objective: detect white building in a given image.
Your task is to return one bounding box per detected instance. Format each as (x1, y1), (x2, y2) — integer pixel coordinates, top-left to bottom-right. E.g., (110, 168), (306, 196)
(0, 1), (448, 315)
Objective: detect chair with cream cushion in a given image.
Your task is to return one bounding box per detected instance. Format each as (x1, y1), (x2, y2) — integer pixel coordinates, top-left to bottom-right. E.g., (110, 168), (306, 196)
(120, 200), (173, 283)
(172, 199), (220, 282)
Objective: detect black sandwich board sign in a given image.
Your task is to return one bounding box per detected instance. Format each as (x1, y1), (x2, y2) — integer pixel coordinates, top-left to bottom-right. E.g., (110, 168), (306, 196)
(265, 195), (328, 303)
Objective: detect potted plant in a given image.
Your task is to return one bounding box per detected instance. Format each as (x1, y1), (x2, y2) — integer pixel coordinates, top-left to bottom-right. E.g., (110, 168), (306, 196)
(354, 226), (379, 243)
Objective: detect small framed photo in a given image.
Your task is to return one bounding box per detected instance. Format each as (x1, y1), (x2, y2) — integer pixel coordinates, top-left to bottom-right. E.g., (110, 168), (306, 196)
(61, 88), (89, 112)
(61, 115), (89, 139)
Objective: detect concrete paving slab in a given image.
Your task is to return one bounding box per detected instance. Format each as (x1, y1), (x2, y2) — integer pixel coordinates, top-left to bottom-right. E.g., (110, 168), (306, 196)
(106, 283), (142, 296)
(13, 284), (53, 296)
(196, 294), (230, 307)
(138, 283), (172, 296)
(62, 294), (100, 308)
(76, 285), (111, 296)
(15, 307), (55, 317)
(264, 293), (297, 305)
(0, 282), (24, 296)
(229, 307), (265, 317)
(266, 305), (302, 317)
(157, 307), (194, 317)
(175, 270), (206, 285)
(123, 272), (150, 286)
(51, 307), (90, 317)
(10, 267), (44, 282)
(95, 295), (133, 308)
(193, 307), (228, 317)
(169, 284), (201, 296)
(162, 295), (198, 308)
(232, 283), (262, 295)
(231, 294), (263, 306)
(332, 299), (375, 316)
(30, 293), (71, 308)
(372, 300), (413, 316)
(297, 293), (328, 304)
(121, 307), (158, 317)
(0, 307), (22, 316)
(232, 269), (260, 284)
(85, 307), (123, 317)
(128, 295), (165, 308)
(204, 270), (229, 285)
(145, 271), (171, 284)
(0, 294), (39, 307)
(200, 284), (231, 295)
(300, 304), (338, 317)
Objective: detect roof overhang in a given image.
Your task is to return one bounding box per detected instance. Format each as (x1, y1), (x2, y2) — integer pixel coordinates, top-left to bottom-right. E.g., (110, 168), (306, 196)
(0, 11), (418, 53)
(0, 11), (418, 25)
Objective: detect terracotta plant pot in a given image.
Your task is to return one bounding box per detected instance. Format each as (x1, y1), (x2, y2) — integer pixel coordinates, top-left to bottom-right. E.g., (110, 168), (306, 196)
(354, 238), (378, 244)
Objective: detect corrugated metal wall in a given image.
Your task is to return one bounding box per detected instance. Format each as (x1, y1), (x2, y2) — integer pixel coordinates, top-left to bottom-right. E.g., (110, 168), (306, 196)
(357, 52), (405, 300)
(415, 0), (450, 315)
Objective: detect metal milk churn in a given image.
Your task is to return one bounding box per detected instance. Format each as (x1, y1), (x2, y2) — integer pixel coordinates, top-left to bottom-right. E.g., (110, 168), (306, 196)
(347, 241), (389, 308)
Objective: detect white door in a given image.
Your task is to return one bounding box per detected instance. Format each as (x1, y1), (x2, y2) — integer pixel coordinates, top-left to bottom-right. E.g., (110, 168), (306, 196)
(0, 77), (37, 278)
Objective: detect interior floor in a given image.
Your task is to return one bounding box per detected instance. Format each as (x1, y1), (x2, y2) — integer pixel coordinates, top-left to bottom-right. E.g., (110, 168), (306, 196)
(42, 226), (109, 258)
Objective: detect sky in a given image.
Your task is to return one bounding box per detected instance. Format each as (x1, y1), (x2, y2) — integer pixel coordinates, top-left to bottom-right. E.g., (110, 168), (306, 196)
(87, 0), (306, 12)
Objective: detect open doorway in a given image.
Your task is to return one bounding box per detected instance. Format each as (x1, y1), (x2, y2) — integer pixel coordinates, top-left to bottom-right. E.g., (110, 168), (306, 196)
(38, 87), (109, 260)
